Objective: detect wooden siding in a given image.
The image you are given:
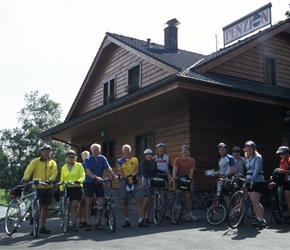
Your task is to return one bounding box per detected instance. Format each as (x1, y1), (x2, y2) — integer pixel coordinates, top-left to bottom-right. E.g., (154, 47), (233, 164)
(72, 45), (172, 118)
(209, 35), (290, 89)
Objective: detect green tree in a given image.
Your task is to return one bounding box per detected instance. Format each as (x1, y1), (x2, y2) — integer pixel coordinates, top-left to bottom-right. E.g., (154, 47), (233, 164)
(0, 91), (68, 199)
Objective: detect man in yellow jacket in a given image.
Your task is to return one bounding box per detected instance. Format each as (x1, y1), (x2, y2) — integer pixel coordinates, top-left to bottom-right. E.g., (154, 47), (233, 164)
(22, 144), (58, 234)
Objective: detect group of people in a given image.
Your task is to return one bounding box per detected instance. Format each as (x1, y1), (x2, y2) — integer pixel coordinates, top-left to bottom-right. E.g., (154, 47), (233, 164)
(207, 140), (290, 229)
(20, 139), (290, 234)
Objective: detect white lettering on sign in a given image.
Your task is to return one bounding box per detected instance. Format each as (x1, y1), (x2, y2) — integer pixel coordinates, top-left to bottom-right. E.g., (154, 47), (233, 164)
(223, 3), (272, 46)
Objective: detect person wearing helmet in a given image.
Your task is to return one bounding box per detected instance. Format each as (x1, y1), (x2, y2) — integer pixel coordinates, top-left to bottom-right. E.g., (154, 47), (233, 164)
(172, 145), (199, 222)
(21, 144), (58, 234)
(59, 149), (85, 231)
(211, 142), (236, 208)
(153, 143), (172, 219)
(83, 143), (117, 231)
(274, 146), (290, 222)
(232, 146), (247, 177)
(117, 144), (148, 228)
(141, 148), (158, 225)
(244, 141), (267, 229)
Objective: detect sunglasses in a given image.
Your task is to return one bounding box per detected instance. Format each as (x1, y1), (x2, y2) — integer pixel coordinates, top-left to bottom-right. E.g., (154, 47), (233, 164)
(233, 151), (240, 153)
(67, 155), (75, 159)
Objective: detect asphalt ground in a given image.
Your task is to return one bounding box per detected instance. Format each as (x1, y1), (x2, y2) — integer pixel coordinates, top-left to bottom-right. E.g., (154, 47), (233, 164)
(1, 206), (290, 250)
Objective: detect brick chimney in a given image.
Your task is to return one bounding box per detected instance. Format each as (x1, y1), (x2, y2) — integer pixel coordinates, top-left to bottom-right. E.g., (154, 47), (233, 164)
(164, 18), (180, 52)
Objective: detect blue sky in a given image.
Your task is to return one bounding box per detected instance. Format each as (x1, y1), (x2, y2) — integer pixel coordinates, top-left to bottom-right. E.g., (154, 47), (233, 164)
(0, 0), (289, 130)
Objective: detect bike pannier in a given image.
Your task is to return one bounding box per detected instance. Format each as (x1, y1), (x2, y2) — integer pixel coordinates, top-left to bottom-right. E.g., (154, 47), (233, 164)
(149, 178), (167, 188)
(176, 176), (191, 191)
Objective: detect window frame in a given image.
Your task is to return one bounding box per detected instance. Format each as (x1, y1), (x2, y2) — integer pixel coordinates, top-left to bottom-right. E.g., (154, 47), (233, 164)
(127, 63), (141, 94)
(103, 77), (116, 105)
(264, 56), (276, 86)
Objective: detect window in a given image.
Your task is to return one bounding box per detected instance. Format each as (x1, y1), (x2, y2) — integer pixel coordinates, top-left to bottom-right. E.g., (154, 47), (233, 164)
(135, 133), (154, 163)
(103, 78), (116, 104)
(102, 140), (115, 167)
(127, 65), (140, 93)
(264, 57), (276, 86)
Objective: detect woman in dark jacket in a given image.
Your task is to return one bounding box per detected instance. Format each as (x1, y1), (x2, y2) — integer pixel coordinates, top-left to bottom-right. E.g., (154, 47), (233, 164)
(141, 148), (158, 225)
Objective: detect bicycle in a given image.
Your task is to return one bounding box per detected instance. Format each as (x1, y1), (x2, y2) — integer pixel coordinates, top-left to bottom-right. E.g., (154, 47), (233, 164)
(4, 178), (47, 237)
(227, 177), (256, 229)
(171, 176), (191, 225)
(149, 177), (168, 226)
(206, 178), (228, 226)
(91, 177), (116, 232)
(55, 181), (79, 233)
(270, 180), (288, 224)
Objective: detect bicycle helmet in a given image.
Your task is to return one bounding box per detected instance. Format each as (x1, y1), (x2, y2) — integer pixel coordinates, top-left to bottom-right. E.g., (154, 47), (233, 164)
(232, 146), (241, 152)
(41, 144), (52, 151)
(217, 143), (227, 149)
(276, 146), (289, 154)
(144, 148), (153, 155)
(244, 141), (256, 149)
(157, 143), (166, 148)
(66, 149), (76, 156)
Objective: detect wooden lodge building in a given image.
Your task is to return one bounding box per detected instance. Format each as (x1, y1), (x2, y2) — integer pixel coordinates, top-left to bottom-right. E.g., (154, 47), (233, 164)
(39, 16), (290, 192)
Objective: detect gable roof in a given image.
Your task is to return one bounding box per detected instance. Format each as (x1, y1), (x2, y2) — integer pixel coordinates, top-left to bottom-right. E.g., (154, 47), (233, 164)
(106, 32), (205, 70)
(192, 18), (290, 71)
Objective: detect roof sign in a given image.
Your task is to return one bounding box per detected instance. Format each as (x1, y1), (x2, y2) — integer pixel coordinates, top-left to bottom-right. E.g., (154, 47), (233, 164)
(223, 3), (272, 46)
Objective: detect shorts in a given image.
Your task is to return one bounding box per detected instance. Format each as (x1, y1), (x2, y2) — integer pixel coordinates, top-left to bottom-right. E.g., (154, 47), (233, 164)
(247, 182), (264, 194)
(37, 188), (53, 205)
(84, 182), (104, 198)
(119, 179), (141, 199)
(67, 187), (82, 201)
(142, 185), (155, 197)
(283, 181), (290, 191)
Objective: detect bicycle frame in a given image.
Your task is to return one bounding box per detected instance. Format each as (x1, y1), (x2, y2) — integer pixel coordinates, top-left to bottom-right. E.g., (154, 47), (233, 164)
(206, 178), (227, 226)
(152, 182), (168, 226)
(271, 183), (288, 224)
(5, 178), (45, 237)
(228, 177), (254, 229)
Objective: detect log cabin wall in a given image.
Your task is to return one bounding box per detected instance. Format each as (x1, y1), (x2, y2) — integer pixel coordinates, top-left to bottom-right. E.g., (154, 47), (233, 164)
(71, 45), (173, 118)
(209, 34), (290, 89)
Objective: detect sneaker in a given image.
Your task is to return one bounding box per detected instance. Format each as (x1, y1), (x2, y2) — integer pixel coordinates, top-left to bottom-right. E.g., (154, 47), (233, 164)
(78, 222), (84, 228)
(185, 213), (199, 222)
(144, 219), (154, 224)
(39, 227), (51, 234)
(69, 224), (78, 232)
(252, 218), (259, 227)
(256, 220), (267, 229)
(84, 223), (91, 231)
(95, 223), (103, 230)
(283, 216), (290, 223)
(122, 220), (131, 228)
(138, 220), (150, 227)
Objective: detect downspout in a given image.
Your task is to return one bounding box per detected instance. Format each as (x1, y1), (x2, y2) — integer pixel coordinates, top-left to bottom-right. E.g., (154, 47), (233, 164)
(51, 134), (81, 159)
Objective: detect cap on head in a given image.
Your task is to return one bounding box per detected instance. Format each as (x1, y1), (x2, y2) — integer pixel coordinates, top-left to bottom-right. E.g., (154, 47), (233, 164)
(144, 148), (153, 155)
(217, 143), (227, 149)
(41, 144), (52, 151)
(276, 146), (289, 154)
(244, 141), (256, 149)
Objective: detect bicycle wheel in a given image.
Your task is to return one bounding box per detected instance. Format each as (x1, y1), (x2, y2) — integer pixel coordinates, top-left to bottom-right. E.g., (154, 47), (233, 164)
(153, 192), (164, 226)
(5, 201), (20, 236)
(171, 192), (183, 225)
(271, 192), (282, 224)
(106, 206), (116, 233)
(61, 198), (70, 233)
(206, 202), (226, 226)
(32, 199), (40, 238)
(228, 191), (244, 229)
(244, 196), (256, 219)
